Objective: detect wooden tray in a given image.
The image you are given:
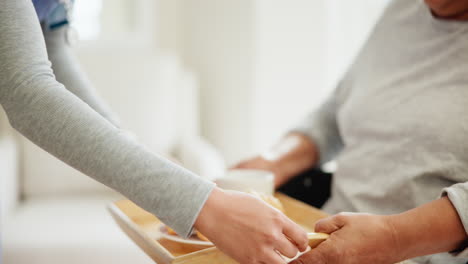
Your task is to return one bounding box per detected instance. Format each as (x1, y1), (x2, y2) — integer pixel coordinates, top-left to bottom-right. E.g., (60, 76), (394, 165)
(108, 193), (330, 264)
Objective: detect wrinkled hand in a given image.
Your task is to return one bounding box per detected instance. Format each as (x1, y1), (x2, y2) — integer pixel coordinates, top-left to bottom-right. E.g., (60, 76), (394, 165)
(232, 156), (285, 188)
(291, 213), (404, 264)
(195, 188), (308, 264)
(232, 133), (319, 189)
(232, 155), (277, 172)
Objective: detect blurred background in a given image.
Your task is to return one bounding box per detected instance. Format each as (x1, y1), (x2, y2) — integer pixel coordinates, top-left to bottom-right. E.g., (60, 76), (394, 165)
(71, 0), (388, 163)
(1, 0), (389, 263)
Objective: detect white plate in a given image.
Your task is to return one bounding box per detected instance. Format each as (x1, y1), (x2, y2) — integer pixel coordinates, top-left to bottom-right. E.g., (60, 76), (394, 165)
(159, 224), (214, 247)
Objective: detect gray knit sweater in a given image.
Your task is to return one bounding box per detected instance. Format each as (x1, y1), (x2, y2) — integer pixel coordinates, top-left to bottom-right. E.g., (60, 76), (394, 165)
(0, 0), (215, 238)
(292, 0), (468, 263)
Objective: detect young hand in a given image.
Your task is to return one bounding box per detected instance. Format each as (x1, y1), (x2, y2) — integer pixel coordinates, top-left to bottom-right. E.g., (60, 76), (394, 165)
(195, 188), (309, 264)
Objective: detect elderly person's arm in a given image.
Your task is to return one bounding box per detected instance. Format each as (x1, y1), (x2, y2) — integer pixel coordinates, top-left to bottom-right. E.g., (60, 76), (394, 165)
(291, 186), (468, 264)
(233, 83), (345, 188)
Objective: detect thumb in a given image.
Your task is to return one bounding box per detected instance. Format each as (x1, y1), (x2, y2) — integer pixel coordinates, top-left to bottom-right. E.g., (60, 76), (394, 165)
(314, 213), (347, 234)
(290, 249), (327, 264)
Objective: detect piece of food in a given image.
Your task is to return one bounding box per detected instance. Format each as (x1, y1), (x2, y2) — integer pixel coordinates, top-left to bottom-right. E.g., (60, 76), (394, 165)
(196, 231), (210, 241)
(249, 191), (285, 213)
(166, 226), (210, 242)
(166, 226), (177, 235)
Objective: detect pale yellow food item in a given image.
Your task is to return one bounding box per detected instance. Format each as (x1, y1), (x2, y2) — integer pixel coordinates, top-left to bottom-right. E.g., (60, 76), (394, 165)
(196, 231), (210, 242)
(166, 227), (210, 242)
(249, 191), (285, 213)
(166, 226), (177, 235)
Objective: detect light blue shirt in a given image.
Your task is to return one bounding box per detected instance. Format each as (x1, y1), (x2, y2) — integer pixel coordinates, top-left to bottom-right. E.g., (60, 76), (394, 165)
(32, 0), (57, 21)
(32, 0), (73, 28)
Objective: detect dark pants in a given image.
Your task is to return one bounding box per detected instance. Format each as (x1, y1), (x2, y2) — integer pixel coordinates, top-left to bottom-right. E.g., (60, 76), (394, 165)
(278, 168), (332, 209)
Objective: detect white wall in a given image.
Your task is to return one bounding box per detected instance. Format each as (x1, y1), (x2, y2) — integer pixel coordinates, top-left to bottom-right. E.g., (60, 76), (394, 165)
(178, 0), (256, 164)
(251, 0), (389, 156)
(326, 0), (389, 84)
(251, 0), (330, 152)
(75, 0), (174, 152)
(73, 0), (389, 164)
(156, 0), (389, 164)
(0, 109), (19, 222)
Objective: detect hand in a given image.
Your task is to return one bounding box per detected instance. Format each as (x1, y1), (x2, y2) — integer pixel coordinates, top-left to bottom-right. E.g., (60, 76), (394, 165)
(293, 198), (468, 264)
(291, 213), (404, 264)
(232, 133), (318, 188)
(232, 156), (285, 187)
(195, 188), (309, 264)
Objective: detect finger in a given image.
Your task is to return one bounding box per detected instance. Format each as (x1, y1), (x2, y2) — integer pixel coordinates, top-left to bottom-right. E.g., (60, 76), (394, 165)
(275, 236), (299, 259)
(282, 217), (309, 252)
(289, 249), (327, 264)
(314, 214), (347, 234)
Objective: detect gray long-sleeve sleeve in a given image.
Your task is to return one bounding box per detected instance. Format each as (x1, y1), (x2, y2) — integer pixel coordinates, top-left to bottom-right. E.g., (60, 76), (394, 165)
(44, 26), (121, 127)
(0, 0), (214, 238)
(442, 183), (468, 257)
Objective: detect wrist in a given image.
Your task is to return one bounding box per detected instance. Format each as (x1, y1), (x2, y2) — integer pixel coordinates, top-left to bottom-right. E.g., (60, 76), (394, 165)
(194, 187), (225, 232)
(263, 159), (295, 188)
(262, 158), (288, 181)
(386, 197), (468, 260)
(262, 133), (319, 186)
(385, 214), (413, 261)
(243, 155), (287, 186)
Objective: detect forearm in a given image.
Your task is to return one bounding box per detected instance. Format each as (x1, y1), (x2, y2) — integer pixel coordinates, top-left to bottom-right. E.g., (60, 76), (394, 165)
(0, 0), (214, 237)
(4, 74), (215, 237)
(44, 26), (121, 127)
(388, 197), (468, 260)
(262, 132), (319, 186)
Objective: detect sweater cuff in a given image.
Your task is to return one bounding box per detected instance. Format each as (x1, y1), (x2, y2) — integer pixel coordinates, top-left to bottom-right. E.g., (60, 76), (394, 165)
(182, 181), (216, 238)
(168, 179), (216, 238)
(441, 182), (468, 257)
